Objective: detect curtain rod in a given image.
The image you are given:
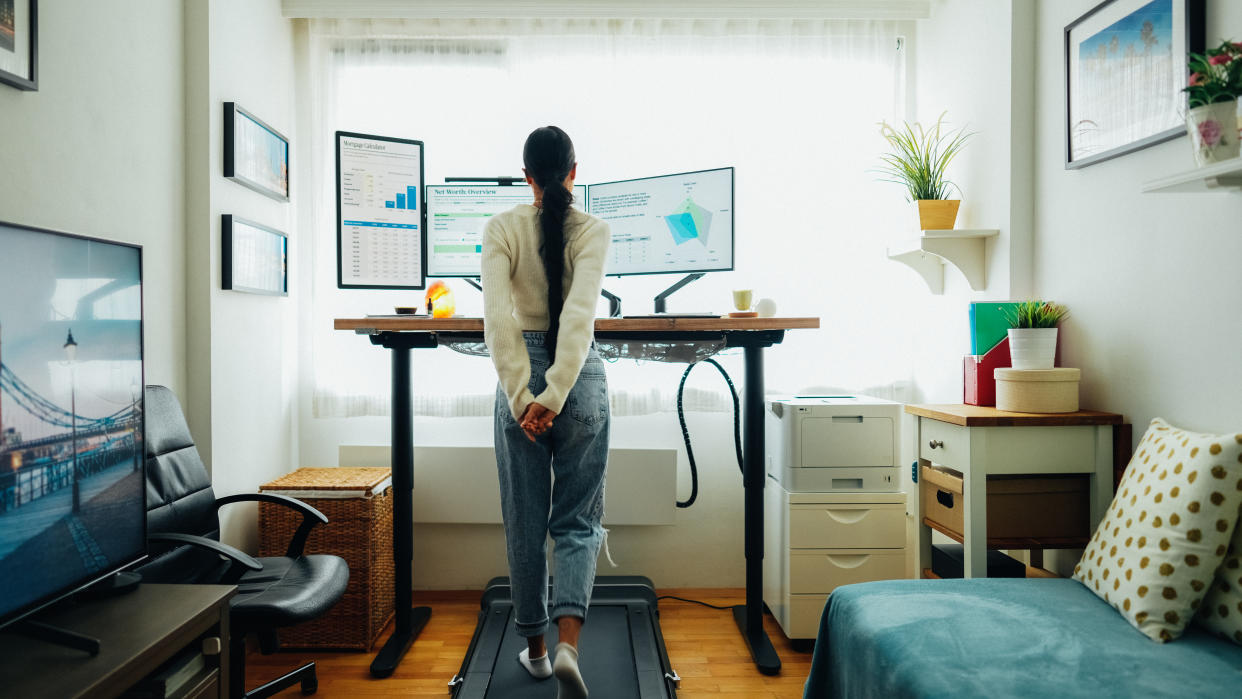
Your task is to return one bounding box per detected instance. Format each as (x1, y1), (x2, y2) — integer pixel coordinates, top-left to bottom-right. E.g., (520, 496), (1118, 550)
(282, 0), (931, 21)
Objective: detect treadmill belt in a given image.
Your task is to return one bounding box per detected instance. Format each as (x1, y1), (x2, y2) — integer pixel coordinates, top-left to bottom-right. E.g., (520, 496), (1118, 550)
(451, 576), (677, 699)
(491, 605), (639, 699)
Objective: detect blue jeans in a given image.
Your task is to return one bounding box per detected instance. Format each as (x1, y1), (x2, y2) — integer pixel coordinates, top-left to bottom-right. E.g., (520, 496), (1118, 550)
(494, 332), (610, 638)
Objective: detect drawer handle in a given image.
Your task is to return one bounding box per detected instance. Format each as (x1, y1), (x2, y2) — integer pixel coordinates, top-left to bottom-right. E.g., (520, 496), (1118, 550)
(928, 440), (944, 449)
(825, 554), (870, 569)
(825, 509), (868, 525)
(936, 489), (955, 508)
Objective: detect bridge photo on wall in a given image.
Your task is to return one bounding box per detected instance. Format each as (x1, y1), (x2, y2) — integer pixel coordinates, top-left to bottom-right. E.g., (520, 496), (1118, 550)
(0, 221), (145, 625)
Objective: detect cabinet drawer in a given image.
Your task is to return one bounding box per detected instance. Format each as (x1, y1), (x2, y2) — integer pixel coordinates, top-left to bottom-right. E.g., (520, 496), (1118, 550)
(919, 418), (967, 468)
(789, 503), (905, 549)
(790, 548), (906, 594)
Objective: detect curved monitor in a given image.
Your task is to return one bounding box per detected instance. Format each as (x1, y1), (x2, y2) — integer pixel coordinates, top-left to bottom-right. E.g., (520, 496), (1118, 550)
(587, 166), (734, 276)
(0, 220), (146, 630)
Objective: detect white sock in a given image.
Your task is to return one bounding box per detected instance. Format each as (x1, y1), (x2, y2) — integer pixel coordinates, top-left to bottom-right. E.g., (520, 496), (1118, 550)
(518, 647), (552, 679)
(553, 642), (589, 699)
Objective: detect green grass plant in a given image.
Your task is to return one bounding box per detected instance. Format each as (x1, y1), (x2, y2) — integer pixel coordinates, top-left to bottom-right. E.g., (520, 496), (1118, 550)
(876, 111), (972, 201)
(1004, 300), (1069, 329)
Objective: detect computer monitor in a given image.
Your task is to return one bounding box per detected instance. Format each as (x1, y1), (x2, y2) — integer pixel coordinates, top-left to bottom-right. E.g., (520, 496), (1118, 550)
(587, 167), (734, 277)
(0, 220), (146, 632)
(335, 131), (427, 290)
(426, 183), (587, 278)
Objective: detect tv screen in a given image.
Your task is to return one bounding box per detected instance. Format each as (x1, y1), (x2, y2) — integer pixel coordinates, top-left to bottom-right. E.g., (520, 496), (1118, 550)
(0, 221), (145, 629)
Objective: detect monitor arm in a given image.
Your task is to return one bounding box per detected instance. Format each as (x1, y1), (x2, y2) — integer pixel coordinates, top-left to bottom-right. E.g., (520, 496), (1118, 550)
(653, 273), (706, 313)
(600, 288), (622, 318)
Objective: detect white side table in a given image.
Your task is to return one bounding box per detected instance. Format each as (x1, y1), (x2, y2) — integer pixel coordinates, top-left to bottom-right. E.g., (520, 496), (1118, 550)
(907, 404), (1124, 578)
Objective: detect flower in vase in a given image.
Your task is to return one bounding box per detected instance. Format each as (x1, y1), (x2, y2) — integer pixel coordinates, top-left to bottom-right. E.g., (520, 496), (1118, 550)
(1198, 118), (1223, 146)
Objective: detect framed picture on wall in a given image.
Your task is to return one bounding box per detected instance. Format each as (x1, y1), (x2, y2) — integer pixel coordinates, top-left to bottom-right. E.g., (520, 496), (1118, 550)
(222, 215), (288, 296)
(1065, 0), (1205, 169)
(223, 102), (290, 201)
(0, 0), (37, 91)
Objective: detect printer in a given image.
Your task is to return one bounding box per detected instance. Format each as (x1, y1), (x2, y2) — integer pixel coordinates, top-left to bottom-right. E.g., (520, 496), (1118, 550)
(765, 395), (901, 492)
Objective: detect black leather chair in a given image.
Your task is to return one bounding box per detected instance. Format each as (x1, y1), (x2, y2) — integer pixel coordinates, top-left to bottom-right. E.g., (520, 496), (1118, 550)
(135, 385), (349, 698)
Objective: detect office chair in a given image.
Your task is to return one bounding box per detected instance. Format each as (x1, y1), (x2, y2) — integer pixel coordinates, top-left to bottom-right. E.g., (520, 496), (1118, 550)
(135, 386), (349, 698)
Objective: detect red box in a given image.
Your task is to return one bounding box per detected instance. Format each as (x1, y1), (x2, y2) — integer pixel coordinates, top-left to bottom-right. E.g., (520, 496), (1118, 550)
(964, 337), (1011, 406)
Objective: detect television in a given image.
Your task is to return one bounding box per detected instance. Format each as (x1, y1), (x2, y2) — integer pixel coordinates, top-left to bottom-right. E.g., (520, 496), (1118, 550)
(0, 220), (145, 632)
(586, 167), (734, 277)
(426, 183), (588, 278)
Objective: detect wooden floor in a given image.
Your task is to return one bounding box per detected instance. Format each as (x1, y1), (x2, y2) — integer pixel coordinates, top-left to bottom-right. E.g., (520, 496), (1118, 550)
(246, 588), (814, 698)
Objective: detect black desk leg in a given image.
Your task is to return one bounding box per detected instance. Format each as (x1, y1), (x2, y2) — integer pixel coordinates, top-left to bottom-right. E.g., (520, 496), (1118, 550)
(371, 342), (433, 678)
(731, 343), (781, 676)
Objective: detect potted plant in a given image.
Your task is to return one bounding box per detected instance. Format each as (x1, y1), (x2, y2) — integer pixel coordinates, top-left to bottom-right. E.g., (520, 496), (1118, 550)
(876, 111), (973, 231)
(1185, 40), (1242, 166)
(1004, 301), (1069, 370)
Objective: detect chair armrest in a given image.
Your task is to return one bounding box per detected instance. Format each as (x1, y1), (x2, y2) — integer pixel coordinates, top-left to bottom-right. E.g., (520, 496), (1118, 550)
(216, 492), (329, 558)
(148, 532), (262, 584)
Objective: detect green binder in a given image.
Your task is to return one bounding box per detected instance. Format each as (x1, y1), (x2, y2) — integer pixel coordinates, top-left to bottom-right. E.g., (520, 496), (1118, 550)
(969, 302), (1021, 355)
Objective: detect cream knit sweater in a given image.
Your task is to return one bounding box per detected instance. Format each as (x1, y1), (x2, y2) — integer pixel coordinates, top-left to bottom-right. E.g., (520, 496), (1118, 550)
(482, 204), (610, 420)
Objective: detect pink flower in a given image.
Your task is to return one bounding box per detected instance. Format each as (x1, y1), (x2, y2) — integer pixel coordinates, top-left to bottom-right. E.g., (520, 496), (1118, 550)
(1189, 72), (1205, 86)
(1233, 42), (1242, 49)
(1209, 53), (1233, 66)
(1198, 118), (1222, 147)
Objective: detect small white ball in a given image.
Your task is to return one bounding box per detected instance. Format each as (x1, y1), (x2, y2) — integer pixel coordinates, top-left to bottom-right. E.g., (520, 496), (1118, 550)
(756, 298), (777, 318)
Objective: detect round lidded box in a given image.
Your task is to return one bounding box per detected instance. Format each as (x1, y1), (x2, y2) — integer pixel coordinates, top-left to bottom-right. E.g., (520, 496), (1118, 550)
(994, 367), (1081, 413)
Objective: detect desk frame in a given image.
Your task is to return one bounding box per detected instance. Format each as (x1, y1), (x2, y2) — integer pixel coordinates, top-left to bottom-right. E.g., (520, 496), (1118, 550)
(340, 317), (819, 677)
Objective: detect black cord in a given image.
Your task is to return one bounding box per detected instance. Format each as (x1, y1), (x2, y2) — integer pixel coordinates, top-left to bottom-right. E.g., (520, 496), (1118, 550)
(675, 358), (743, 508)
(657, 594), (733, 610)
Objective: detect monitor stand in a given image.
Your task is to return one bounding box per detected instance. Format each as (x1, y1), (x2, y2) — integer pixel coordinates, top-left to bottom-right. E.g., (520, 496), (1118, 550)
(653, 272), (706, 313)
(463, 277), (482, 292)
(601, 288), (622, 317)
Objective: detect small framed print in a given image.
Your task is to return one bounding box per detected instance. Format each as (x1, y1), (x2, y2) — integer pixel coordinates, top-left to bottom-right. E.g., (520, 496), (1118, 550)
(0, 0), (37, 91)
(222, 215), (288, 296)
(223, 102), (290, 201)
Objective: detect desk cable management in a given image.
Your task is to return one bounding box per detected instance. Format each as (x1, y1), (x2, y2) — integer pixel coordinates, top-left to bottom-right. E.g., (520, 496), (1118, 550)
(675, 358), (744, 509)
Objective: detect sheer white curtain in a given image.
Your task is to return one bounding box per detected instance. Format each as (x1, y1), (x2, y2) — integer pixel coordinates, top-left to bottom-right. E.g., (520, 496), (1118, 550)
(305, 17), (922, 418)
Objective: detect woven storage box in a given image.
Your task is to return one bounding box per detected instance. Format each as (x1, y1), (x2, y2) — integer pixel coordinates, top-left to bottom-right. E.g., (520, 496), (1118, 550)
(994, 367), (1081, 413)
(259, 467), (394, 650)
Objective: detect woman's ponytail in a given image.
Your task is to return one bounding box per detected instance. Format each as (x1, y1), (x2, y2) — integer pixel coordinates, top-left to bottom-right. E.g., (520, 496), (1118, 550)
(523, 126), (577, 359)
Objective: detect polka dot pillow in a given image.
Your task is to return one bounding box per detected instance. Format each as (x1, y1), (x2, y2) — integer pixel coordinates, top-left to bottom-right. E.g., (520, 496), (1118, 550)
(1073, 418), (1242, 642)
(1197, 505), (1242, 644)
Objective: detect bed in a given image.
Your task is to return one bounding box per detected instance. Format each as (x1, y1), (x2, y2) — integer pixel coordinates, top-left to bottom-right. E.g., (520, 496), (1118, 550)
(803, 578), (1242, 698)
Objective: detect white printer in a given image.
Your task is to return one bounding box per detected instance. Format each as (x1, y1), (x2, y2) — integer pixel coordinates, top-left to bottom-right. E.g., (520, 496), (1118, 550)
(765, 395), (901, 492)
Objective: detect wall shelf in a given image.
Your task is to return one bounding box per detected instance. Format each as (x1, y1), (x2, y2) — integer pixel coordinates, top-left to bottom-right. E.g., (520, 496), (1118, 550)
(1142, 157), (1242, 193)
(886, 229), (998, 294)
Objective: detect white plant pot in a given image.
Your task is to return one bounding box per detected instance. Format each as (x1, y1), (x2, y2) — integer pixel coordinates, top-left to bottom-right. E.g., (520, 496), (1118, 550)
(1187, 100), (1241, 167)
(1008, 328), (1058, 370)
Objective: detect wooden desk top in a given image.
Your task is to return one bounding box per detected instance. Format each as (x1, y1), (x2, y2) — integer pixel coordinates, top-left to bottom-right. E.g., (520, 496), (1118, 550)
(905, 403), (1124, 427)
(334, 316), (820, 332)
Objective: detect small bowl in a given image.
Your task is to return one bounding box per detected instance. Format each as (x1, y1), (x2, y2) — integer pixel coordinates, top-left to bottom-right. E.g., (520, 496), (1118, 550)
(394, 306), (421, 315)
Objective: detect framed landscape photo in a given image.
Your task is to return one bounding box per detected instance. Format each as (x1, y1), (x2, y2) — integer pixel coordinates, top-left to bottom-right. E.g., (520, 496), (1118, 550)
(223, 102), (290, 201)
(222, 215), (288, 296)
(1065, 0), (1205, 169)
(0, 0), (37, 91)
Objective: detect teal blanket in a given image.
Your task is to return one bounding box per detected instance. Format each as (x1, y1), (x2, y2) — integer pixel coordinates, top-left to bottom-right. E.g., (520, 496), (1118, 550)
(805, 578), (1242, 698)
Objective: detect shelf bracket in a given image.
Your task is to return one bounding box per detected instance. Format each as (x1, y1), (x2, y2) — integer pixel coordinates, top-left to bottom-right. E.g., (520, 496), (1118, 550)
(886, 229), (998, 295)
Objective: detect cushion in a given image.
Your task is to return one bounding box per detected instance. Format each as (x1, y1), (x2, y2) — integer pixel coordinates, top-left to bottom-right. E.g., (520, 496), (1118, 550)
(1073, 419), (1242, 642)
(1198, 508), (1242, 644)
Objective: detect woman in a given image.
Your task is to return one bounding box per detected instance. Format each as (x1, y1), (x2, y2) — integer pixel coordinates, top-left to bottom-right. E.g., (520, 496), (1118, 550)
(482, 125), (610, 698)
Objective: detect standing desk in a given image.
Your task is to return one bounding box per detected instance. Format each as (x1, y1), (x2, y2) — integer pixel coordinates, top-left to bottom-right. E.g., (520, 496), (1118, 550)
(334, 316), (819, 677)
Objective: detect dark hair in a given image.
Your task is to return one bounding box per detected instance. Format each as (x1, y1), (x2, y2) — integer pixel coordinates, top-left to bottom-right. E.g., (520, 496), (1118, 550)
(523, 125), (576, 359)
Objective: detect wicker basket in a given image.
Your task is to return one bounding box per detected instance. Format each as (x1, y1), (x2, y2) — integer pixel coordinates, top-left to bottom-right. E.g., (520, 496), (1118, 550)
(258, 467), (394, 650)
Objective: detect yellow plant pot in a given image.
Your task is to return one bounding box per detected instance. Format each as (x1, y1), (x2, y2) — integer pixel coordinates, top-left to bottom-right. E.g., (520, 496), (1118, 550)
(915, 199), (960, 230)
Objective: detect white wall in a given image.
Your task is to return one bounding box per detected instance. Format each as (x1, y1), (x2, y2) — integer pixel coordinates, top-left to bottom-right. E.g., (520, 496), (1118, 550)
(184, 0), (300, 552)
(0, 0), (186, 396)
(910, 0), (1037, 403)
(1033, 0), (1242, 574)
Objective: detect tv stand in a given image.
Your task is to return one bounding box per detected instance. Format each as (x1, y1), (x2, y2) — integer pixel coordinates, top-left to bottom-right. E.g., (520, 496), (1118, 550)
(653, 272), (705, 313)
(0, 584), (233, 698)
(12, 619), (101, 655)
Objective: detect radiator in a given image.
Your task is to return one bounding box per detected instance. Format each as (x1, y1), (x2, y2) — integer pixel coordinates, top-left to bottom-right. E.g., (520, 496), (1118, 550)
(338, 445), (677, 525)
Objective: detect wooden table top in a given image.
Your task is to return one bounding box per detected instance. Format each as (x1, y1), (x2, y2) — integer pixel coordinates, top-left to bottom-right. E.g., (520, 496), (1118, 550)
(905, 403), (1124, 427)
(334, 316), (820, 332)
